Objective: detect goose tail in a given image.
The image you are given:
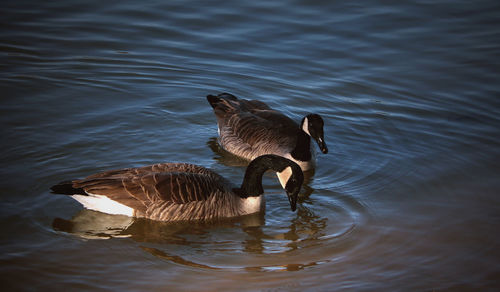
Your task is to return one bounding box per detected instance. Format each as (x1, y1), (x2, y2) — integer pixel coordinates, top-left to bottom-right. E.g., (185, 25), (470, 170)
(50, 180), (87, 196)
(206, 93), (239, 111)
(206, 94), (222, 109)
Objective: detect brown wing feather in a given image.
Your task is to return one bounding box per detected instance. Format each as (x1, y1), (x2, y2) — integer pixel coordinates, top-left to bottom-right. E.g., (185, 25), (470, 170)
(212, 95), (299, 139)
(152, 172), (227, 204)
(72, 163), (230, 214)
(224, 110), (299, 147)
(83, 163), (217, 180)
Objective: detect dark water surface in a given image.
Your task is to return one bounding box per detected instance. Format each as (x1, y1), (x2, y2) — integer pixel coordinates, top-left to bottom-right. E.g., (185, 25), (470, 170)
(1, 0), (499, 290)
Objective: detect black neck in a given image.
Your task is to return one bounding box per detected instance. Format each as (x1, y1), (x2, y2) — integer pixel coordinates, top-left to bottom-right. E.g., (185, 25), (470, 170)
(290, 130), (312, 162)
(235, 155), (290, 198)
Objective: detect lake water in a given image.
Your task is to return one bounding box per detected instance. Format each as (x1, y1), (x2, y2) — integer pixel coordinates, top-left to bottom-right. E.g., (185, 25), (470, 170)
(1, 0), (499, 290)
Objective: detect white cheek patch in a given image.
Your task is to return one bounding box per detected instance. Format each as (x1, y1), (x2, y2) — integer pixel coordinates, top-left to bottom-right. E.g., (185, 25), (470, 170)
(302, 117), (310, 136)
(71, 194), (134, 217)
(277, 166), (292, 189)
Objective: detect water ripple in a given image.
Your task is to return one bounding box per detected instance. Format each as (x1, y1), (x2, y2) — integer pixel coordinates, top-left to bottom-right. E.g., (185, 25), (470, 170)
(2, 0), (500, 290)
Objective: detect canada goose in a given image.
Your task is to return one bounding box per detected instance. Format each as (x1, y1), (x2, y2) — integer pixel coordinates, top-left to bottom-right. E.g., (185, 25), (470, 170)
(51, 155), (304, 222)
(206, 93), (328, 173)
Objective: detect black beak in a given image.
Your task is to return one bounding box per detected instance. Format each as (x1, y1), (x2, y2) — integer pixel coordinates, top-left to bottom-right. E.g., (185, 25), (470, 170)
(315, 136), (328, 154)
(286, 190), (298, 212)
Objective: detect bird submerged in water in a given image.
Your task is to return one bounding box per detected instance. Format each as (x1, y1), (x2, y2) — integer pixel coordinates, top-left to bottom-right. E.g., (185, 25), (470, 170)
(51, 154), (304, 222)
(207, 92), (328, 184)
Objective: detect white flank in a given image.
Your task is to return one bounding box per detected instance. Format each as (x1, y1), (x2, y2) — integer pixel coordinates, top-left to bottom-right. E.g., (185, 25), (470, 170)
(277, 166), (292, 189)
(71, 194), (134, 217)
(302, 116), (310, 136)
(240, 195), (264, 215)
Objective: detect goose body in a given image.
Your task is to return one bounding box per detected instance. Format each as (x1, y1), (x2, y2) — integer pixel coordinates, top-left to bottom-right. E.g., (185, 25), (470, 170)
(51, 155), (303, 222)
(207, 93), (328, 172)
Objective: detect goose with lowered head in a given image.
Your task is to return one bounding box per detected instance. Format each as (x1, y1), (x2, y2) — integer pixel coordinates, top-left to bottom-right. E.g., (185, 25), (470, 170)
(51, 154), (303, 222)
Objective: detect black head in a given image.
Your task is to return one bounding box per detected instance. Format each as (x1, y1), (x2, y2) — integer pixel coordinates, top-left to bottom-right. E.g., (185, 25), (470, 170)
(242, 155), (304, 212)
(273, 156), (304, 212)
(283, 163), (304, 212)
(301, 113), (328, 154)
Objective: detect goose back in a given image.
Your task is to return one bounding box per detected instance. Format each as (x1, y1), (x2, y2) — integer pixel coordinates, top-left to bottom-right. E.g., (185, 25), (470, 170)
(59, 163), (250, 221)
(207, 93), (305, 163)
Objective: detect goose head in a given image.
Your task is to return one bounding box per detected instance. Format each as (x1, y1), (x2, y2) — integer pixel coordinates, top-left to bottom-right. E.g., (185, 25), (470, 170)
(242, 155), (304, 212)
(277, 165), (303, 211)
(301, 113), (328, 154)
(273, 157), (304, 211)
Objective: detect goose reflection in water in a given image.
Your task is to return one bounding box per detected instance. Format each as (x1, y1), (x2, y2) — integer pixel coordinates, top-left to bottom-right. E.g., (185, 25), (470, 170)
(52, 195), (329, 271)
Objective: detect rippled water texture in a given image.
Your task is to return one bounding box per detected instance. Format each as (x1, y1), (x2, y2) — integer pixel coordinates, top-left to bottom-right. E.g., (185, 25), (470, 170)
(1, 0), (499, 290)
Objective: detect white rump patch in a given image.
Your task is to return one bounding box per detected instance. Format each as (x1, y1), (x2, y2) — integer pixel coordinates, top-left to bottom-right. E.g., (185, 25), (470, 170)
(240, 195), (264, 215)
(277, 166), (292, 189)
(302, 117), (310, 136)
(71, 194), (134, 217)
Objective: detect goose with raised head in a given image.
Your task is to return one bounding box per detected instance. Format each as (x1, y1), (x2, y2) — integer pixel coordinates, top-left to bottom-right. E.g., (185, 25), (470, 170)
(50, 155), (304, 222)
(207, 92), (328, 173)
